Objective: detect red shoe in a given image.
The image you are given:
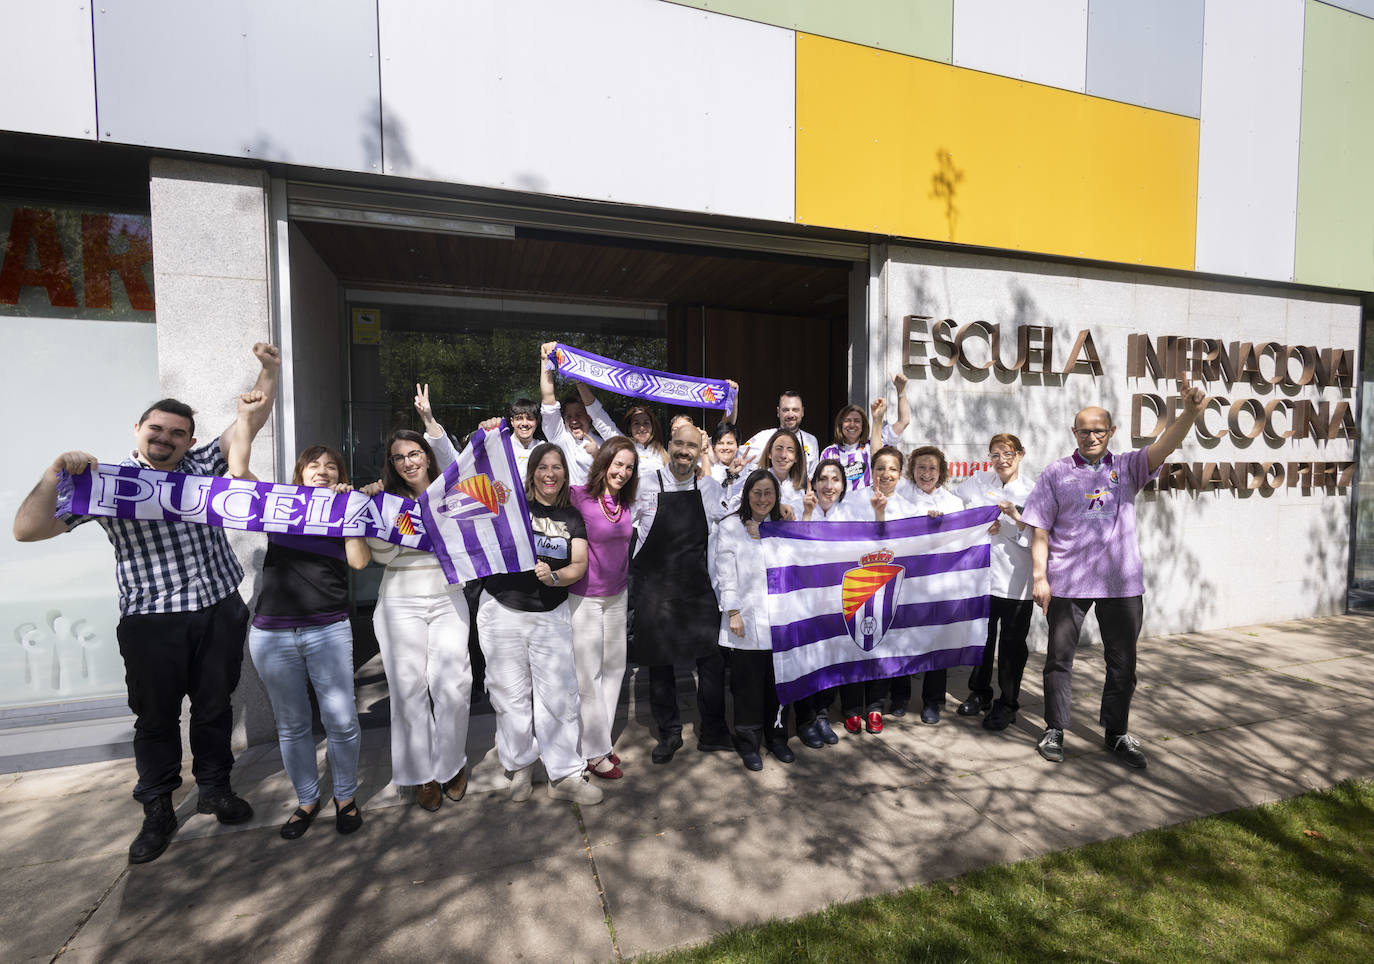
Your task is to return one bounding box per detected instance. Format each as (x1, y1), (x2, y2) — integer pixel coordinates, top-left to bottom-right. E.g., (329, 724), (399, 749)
(844, 715), (863, 734)
(588, 758), (623, 780)
(607, 751), (621, 766)
(866, 711), (884, 734)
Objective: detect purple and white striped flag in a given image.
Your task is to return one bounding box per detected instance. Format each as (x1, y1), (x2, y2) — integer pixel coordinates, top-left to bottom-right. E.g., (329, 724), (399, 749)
(548, 343), (737, 412)
(419, 422), (539, 585)
(760, 505), (1000, 704)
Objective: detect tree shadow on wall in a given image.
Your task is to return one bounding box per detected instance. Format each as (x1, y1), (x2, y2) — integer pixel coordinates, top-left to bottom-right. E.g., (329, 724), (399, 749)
(929, 148), (964, 243)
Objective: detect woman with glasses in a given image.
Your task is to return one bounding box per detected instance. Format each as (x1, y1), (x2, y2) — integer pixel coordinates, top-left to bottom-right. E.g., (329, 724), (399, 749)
(367, 384), (472, 814)
(954, 434), (1035, 731)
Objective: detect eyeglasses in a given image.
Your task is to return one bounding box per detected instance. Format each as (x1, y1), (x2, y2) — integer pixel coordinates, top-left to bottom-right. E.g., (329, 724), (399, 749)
(390, 450), (427, 466)
(988, 451), (1016, 462)
(1074, 428), (1109, 439)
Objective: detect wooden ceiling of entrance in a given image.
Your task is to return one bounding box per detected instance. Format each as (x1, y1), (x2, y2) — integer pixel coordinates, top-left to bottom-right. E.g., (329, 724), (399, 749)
(296, 222), (850, 318)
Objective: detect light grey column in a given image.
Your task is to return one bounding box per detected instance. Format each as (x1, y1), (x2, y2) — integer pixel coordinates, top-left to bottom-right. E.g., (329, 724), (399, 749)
(149, 158), (280, 751)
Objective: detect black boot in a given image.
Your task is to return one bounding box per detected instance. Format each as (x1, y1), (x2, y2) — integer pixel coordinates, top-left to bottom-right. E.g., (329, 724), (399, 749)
(128, 795), (177, 864)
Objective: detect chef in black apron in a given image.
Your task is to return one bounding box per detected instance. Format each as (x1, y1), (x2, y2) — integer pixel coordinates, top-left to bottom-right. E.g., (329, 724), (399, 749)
(630, 422), (732, 763)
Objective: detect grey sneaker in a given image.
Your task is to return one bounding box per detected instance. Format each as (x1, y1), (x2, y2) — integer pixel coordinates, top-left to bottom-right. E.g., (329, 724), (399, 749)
(1037, 727), (1065, 763)
(508, 765), (534, 802)
(548, 772), (603, 806)
(1106, 732), (1148, 769)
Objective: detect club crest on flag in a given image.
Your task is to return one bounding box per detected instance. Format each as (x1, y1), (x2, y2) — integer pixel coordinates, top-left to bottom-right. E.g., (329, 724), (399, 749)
(393, 510), (417, 536)
(441, 474), (510, 521)
(841, 548), (904, 652)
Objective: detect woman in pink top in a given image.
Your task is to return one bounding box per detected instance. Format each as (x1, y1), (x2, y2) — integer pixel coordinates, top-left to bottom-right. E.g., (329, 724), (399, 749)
(567, 436), (639, 779)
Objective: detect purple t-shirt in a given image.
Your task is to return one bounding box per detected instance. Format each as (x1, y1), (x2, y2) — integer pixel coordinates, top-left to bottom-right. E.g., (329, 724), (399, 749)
(1020, 447), (1158, 599)
(567, 484), (632, 598)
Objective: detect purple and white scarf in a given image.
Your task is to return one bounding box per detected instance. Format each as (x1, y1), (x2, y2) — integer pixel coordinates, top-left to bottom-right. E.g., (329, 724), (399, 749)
(56, 424), (537, 585)
(548, 343), (737, 412)
(761, 505), (1000, 704)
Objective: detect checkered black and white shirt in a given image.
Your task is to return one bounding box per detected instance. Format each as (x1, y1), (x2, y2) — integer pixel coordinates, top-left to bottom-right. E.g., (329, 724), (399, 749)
(63, 439), (244, 616)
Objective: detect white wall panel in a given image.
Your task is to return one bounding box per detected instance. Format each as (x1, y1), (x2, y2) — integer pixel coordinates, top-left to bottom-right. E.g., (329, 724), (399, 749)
(1194, 0), (1305, 281)
(0, 2), (96, 139)
(378, 0), (794, 222)
(953, 0), (1088, 93)
(94, 0), (381, 172)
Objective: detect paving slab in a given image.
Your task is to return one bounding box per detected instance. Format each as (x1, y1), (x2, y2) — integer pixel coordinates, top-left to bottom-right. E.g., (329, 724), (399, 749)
(1268, 653), (1374, 692)
(598, 779), (1030, 960)
(1183, 615), (1374, 667)
(1127, 669), (1366, 741)
(0, 851), (126, 962)
(1193, 701), (1374, 792)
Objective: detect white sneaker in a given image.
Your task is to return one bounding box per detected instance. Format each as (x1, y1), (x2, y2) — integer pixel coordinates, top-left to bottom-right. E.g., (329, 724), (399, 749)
(548, 772), (603, 806)
(508, 765), (534, 802)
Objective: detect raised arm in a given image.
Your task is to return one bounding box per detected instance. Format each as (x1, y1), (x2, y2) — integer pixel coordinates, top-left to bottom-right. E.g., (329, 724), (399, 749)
(725, 379), (740, 425)
(1147, 375), (1207, 473)
(869, 397), (887, 460)
(413, 383), (445, 439)
(227, 391), (269, 481)
(12, 452), (97, 542)
(219, 342), (280, 462)
(890, 371), (911, 437)
(540, 342), (558, 406)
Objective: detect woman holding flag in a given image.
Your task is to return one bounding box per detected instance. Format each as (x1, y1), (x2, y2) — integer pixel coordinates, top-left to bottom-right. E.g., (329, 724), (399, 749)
(711, 468), (794, 771)
(368, 384), (472, 814)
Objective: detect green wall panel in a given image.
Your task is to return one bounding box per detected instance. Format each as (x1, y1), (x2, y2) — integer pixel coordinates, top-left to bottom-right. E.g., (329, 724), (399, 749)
(1294, 0), (1374, 291)
(664, 0), (953, 63)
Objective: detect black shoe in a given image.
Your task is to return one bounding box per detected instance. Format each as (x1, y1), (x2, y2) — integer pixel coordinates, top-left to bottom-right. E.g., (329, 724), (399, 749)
(920, 702), (941, 725)
(815, 717), (840, 745)
(696, 737), (733, 752)
(797, 721), (826, 749)
(335, 798), (363, 835)
(957, 693), (991, 716)
(128, 795), (177, 864)
(740, 750), (763, 771)
(767, 741), (795, 764)
(888, 700), (908, 718)
(196, 787), (253, 825)
(1037, 727), (1065, 763)
(1106, 732), (1148, 770)
(280, 802), (320, 840)
(983, 704), (1016, 731)
(651, 733), (684, 764)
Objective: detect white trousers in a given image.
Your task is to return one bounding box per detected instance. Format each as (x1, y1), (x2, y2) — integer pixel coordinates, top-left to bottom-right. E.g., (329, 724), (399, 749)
(476, 593), (583, 781)
(568, 591), (627, 760)
(373, 590), (471, 787)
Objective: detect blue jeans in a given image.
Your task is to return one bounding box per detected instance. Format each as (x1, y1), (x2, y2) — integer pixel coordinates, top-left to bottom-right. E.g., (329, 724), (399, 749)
(248, 620), (361, 806)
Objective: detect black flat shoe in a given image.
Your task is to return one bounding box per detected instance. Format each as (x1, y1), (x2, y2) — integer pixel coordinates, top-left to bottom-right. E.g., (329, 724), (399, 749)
(334, 798), (363, 835)
(651, 733), (684, 764)
(280, 803), (319, 840)
(767, 741), (796, 764)
(740, 750), (764, 771)
(128, 795), (177, 864)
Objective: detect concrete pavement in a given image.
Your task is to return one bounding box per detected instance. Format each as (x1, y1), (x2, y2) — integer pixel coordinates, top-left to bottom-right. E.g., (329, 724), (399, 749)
(4, 612), (1373, 962)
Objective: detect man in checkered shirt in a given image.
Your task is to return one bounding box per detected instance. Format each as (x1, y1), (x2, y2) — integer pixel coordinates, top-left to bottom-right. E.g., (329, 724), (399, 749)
(13, 343), (281, 864)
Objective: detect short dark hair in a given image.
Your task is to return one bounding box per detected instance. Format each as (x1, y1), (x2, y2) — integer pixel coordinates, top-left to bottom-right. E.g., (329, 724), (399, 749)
(509, 398), (539, 420)
(292, 444), (349, 486)
(381, 429), (439, 496)
(811, 458), (848, 503)
(523, 442), (571, 508)
(736, 469), (783, 524)
(139, 398), (196, 437)
(711, 422), (740, 446)
(561, 392), (587, 411)
(585, 436), (639, 506)
(779, 390), (803, 405)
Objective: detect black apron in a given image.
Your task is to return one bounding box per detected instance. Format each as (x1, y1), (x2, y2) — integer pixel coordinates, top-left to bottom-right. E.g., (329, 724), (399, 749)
(629, 471), (721, 666)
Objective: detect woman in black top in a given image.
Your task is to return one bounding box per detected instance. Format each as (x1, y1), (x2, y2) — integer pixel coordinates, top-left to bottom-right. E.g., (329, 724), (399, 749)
(232, 399), (370, 839)
(477, 442), (602, 805)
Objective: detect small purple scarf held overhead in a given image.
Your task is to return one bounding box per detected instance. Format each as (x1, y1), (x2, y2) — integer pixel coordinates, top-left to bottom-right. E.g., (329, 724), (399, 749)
(547, 343), (737, 412)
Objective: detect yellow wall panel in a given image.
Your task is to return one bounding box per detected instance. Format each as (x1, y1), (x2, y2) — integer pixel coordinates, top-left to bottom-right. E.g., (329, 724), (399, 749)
(796, 34), (1199, 270)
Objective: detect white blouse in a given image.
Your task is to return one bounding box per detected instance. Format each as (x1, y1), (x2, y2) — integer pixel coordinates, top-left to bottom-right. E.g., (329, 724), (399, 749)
(955, 469), (1036, 600)
(368, 431), (460, 597)
(709, 514), (773, 651)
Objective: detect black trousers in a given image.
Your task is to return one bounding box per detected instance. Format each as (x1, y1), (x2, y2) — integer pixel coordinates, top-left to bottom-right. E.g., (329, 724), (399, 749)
(725, 648), (787, 750)
(967, 596), (1034, 711)
(793, 687), (835, 726)
(116, 592), (250, 803)
(648, 648), (728, 744)
(865, 670), (945, 712)
(1043, 595), (1143, 735)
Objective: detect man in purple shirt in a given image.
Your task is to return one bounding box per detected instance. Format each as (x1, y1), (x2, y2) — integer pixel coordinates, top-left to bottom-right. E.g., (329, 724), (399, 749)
(1022, 376), (1206, 770)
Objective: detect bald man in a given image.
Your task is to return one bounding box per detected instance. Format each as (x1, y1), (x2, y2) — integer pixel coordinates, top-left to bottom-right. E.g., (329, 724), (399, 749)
(1020, 377), (1206, 770)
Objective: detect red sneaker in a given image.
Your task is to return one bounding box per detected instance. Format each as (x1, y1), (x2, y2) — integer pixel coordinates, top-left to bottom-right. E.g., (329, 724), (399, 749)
(844, 715), (863, 734)
(866, 711), (884, 734)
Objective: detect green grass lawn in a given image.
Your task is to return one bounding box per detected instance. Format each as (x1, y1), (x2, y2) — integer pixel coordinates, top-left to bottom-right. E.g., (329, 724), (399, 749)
(642, 779), (1374, 963)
